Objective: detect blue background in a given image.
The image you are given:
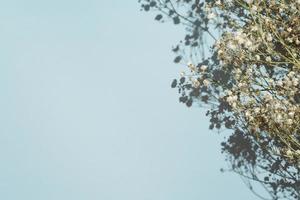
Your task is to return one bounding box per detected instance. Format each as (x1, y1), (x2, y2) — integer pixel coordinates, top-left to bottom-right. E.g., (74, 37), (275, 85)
(0, 1), (262, 199)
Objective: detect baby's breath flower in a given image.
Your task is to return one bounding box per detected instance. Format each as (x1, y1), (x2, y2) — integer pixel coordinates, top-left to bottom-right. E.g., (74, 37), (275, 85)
(203, 79), (210, 86)
(266, 33), (273, 42)
(266, 56), (272, 62)
(251, 5), (258, 13)
(286, 149), (293, 157)
(207, 12), (216, 20)
(200, 65), (208, 71)
(287, 119), (293, 125)
(192, 79), (200, 88)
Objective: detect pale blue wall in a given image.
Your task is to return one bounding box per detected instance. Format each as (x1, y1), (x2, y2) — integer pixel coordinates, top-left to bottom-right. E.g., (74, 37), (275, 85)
(0, 1), (261, 199)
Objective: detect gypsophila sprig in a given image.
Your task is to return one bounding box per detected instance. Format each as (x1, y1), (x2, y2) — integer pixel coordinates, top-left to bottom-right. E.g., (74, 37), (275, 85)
(140, 0), (300, 198)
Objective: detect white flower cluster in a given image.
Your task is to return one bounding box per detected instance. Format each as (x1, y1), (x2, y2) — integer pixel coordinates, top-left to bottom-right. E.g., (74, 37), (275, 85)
(213, 0), (300, 158)
(179, 0), (300, 160)
(184, 63), (210, 89)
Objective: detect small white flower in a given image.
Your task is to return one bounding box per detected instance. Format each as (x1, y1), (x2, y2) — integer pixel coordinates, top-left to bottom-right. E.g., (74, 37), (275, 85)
(268, 78), (274, 85)
(207, 12), (216, 20)
(226, 90), (233, 96)
(288, 112), (295, 118)
(200, 65), (208, 71)
(192, 79), (200, 88)
(254, 107), (260, 113)
(251, 25), (258, 32)
(264, 93), (273, 101)
(287, 119), (293, 125)
(203, 79), (210, 86)
(286, 149), (293, 157)
(235, 68), (242, 74)
(274, 103), (281, 109)
(287, 37), (293, 43)
(245, 111), (251, 118)
(251, 5), (257, 13)
(275, 114), (282, 122)
(218, 49), (223, 55)
(288, 71), (295, 77)
(245, 40), (253, 48)
(266, 33), (273, 42)
(285, 79), (292, 87)
(292, 78), (299, 86)
(204, 5), (211, 13)
(231, 102), (237, 108)
(227, 42), (237, 50)
(232, 95), (238, 101)
(227, 96), (232, 102)
(188, 62), (196, 71)
(247, 68), (253, 74)
(227, 95), (238, 104)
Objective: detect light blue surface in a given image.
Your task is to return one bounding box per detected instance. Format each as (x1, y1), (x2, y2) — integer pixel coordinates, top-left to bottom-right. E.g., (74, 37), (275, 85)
(0, 1), (260, 199)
